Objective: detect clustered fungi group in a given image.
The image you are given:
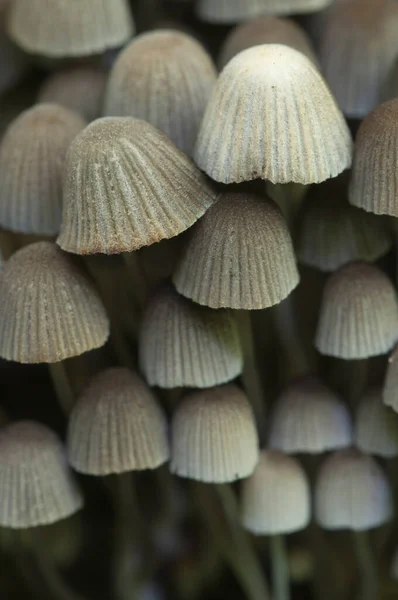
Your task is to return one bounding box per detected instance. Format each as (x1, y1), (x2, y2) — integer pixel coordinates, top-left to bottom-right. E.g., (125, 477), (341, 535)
(0, 1), (397, 600)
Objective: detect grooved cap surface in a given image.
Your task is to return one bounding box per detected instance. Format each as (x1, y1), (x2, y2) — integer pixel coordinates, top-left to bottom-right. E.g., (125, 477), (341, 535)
(170, 385), (259, 483)
(139, 285), (242, 389)
(7, 0), (134, 57)
(173, 192), (299, 309)
(194, 44), (352, 185)
(383, 346), (398, 413)
(355, 388), (398, 458)
(349, 100), (398, 216)
(0, 421), (83, 529)
(57, 117), (217, 254)
(68, 368), (169, 475)
(0, 103), (86, 235)
(269, 377), (352, 454)
(197, 0), (333, 23)
(0, 242), (110, 363)
(104, 30), (217, 156)
(241, 450), (311, 535)
(315, 262), (398, 359)
(315, 449), (393, 531)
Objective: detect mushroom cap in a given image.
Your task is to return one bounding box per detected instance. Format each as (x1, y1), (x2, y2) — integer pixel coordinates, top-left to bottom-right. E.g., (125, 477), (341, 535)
(383, 346), (398, 413)
(269, 377), (352, 454)
(241, 450), (311, 535)
(0, 421), (83, 529)
(315, 261), (398, 359)
(170, 385), (259, 483)
(355, 388), (398, 458)
(68, 368), (169, 475)
(349, 99), (398, 217)
(0, 242), (110, 363)
(315, 449), (393, 531)
(197, 0), (333, 23)
(7, 0), (134, 58)
(57, 117), (217, 255)
(104, 30), (217, 155)
(194, 44), (352, 185)
(0, 103), (86, 236)
(173, 192), (299, 310)
(139, 285), (242, 389)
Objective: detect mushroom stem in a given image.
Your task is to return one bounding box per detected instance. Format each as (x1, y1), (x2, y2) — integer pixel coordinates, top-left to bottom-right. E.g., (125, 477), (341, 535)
(266, 182), (307, 228)
(48, 362), (75, 415)
(122, 252), (148, 312)
(351, 530), (378, 600)
(269, 534), (290, 600)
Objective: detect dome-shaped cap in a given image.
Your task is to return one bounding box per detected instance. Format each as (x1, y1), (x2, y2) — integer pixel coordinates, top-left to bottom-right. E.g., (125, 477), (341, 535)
(57, 117), (217, 255)
(241, 450), (311, 535)
(38, 67), (107, 122)
(0, 421), (83, 529)
(349, 100), (398, 217)
(170, 384), (259, 483)
(269, 377), (352, 454)
(355, 388), (398, 458)
(68, 368), (169, 475)
(0, 242), (110, 363)
(104, 30), (217, 156)
(383, 346), (398, 413)
(297, 177), (392, 272)
(197, 0), (333, 23)
(315, 0), (398, 119)
(173, 192), (299, 310)
(315, 449), (393, 531)
(218, 16), (318, 69)
(0, 103), (86, 236)
(139, 285), (243, 389)
(7, 0), (134, 58)
(194, 44), (352, 185)
(315, 261), (398, 359)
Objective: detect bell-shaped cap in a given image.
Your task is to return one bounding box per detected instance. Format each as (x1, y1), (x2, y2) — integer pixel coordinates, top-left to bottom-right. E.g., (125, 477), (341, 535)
(173, 192), (299, 310)
(197, 0), (333, 23)
(355, 388), (398, 458)
(383, 346), (398, 413)
(194, 44), (352, 185)
(170, 384), (259, 483)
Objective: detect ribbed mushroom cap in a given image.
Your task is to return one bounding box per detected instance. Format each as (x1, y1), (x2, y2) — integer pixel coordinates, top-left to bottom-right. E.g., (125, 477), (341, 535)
(315, 449), (393, 531)
(0, 104), (86, 236)
(0, 421), (83, 529)
(315, 0), (398, 118)
(104, 30), (217, 156)
(355, 388), (398, 458)
(315, 262), (398, 359)
(297, 180), (392, 272)
(0, 242), (110, 363)
(139, 285), (243, 389)
(170, 385), (259, 483)
(7, 0), (134, 58)
(57, 117), (217, 255)
(68, 368), (169, 475)
(38, 67), (107, 122)
(173, 192), (299, 310)
(197, 0), (333, 23)
(349, 100), (398, 217)
(241, 450), (311, 535)
(384, 346), (398, 413)
(194, 44), (352, 185)
(218, 16), (318, 69)
(269, 377), (352, 454)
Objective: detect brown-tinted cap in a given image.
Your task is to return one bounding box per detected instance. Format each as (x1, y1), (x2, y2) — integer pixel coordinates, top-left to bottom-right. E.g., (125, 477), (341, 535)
(170, 384), (259, 483)
(315, 0), (398, 118)
(315, 449), (393, 531)
(315, 261), (398, 359)
(0, 421), (83, 529)
(104, 30), (217, 156)
(57, 117), (217, 255)
(7, 0), (134, 58)
(218, 16), (318, 69)
(0, 242), (110, 363)
(68, 368), (169, 475)
(383, 346), (398, 413)
(173, 192), (299, 310)
(269, 377), (352, 454)
(38, 68), (107, 122)
(194, 44), (352, 185)
(197, 0), (333, 23)
(139, 285), (243, 389)
(355, 388), (398, 458)
(241, 450), (311, 535)
(0, 103), (86, 236)
(349, 100), (398, 217)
